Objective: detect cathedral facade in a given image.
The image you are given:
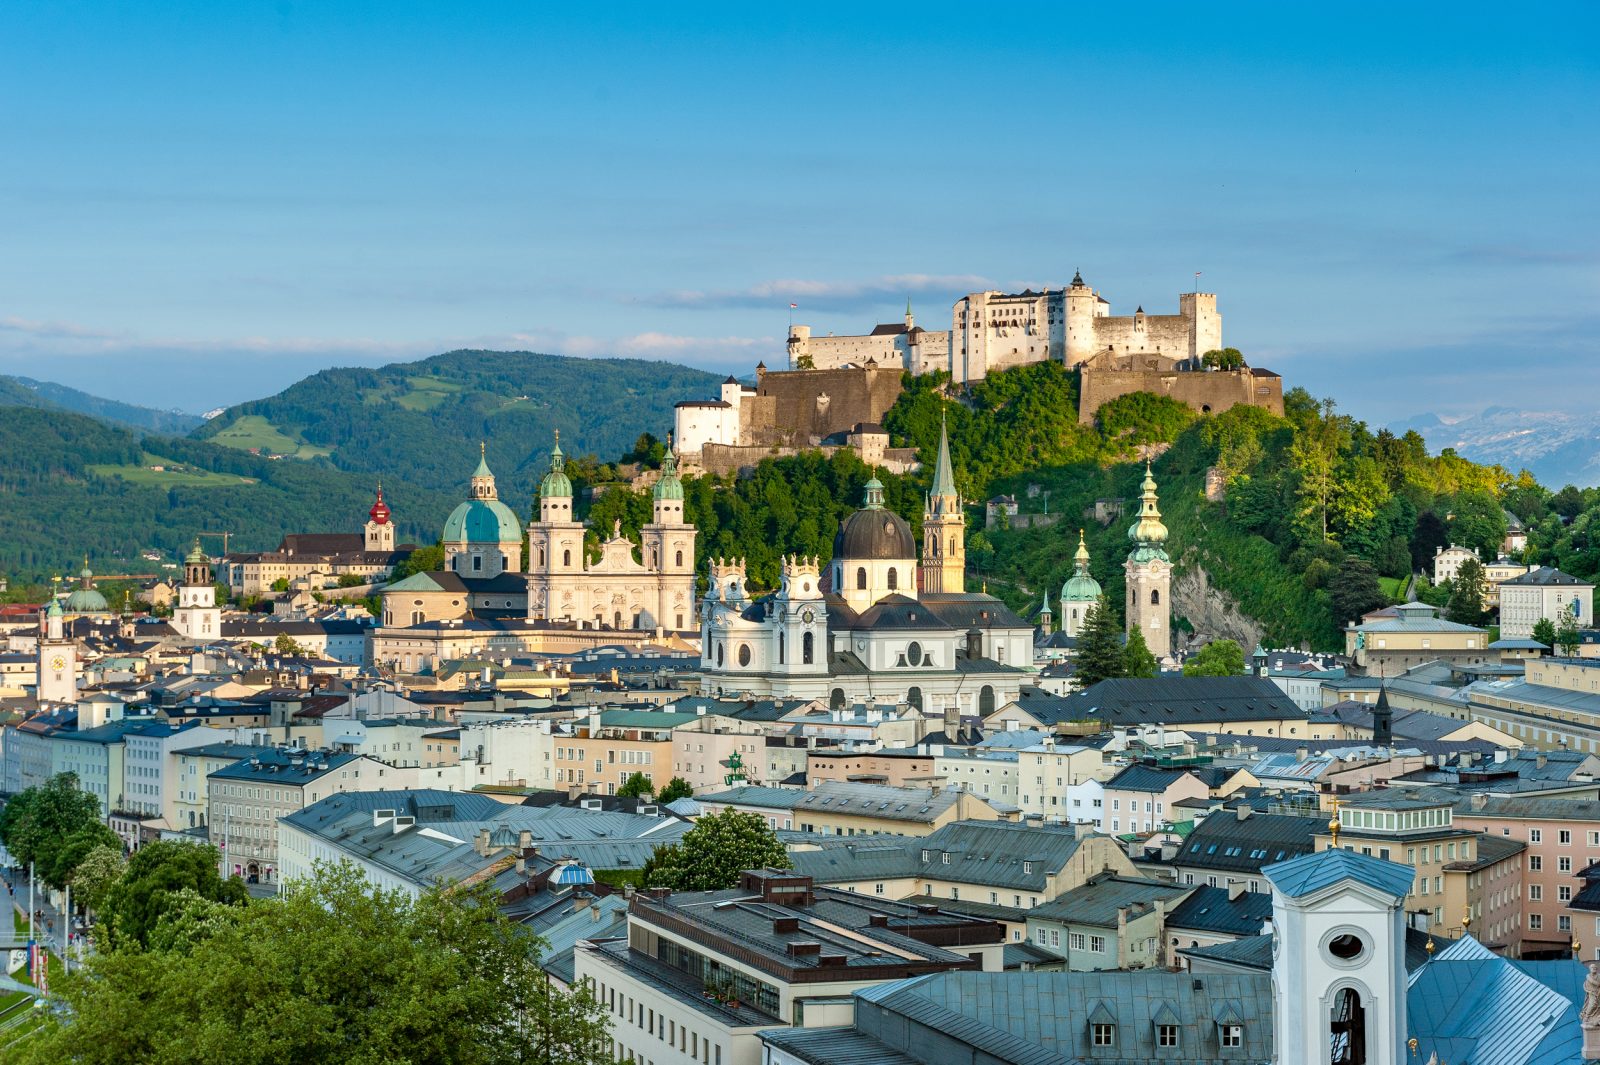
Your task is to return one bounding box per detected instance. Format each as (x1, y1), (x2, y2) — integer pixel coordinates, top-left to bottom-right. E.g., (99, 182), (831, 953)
(524, 435), (698, 631)
(699, 419), (1033, 716)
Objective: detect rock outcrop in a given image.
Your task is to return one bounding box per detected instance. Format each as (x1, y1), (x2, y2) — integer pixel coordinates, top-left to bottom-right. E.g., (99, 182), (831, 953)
(1172, 563), (1263, 654)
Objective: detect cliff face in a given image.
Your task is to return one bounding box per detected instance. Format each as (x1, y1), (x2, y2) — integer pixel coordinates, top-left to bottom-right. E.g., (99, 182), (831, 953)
(1173, 563), (1264, 654)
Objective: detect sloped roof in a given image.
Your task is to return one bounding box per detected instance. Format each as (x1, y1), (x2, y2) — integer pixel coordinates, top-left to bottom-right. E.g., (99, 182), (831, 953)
(1263, 848), (1415, 901)
(1407, 935), (1581, 1065)
(1013, 677), (1308, 728)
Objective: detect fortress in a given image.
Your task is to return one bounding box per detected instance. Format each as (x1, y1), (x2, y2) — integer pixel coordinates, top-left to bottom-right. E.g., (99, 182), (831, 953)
(781, 271), (1282, 424)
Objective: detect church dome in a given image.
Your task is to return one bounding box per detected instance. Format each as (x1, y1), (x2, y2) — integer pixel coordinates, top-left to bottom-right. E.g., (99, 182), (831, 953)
(442, 498), (523, 546)
(540, 432), (573, 499)
(368, 486), (391, 525)
(65, 588), (108, 613)
(833, 477), (916, 560)
(653, 447), (684, 501)
(1061, 571), (1102, 603)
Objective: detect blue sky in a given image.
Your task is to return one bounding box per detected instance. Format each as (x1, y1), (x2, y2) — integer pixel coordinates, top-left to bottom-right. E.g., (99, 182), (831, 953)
(2, 1), (1596, 422)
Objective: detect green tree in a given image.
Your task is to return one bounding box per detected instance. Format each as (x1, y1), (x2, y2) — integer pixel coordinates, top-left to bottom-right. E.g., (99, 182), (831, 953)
(0, 772), (105, 879)
(269, 576), (290, 592)
(1183, 639), (1247, 677)
(274, 633), (303, 657)
(1532, 615), (1558, 649)
(657, 777), (694, 804)
(44, 821), (123, 892)
(15, 863), (613, 1065)
(1557, 606), (1583, 657)
(617, 772), (654, 799)
(1287, 398), (1350, 545)
(1122, 627), (1158, 678)
(1329, 557), (1385, 627)
(70, 843), (127, 917)
(1446, 556), (1489, 626)
(1073, 596), (1128, 690)
(646, 808), (790, 892)
(390, 542), (445, 581)
(336, 573), (365, 588)
(1201, 347), (1245, 370)
(98, 839), (249, 950)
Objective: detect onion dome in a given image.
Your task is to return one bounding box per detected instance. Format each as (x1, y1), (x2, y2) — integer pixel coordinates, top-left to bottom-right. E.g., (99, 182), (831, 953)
(1127, 462), (1170, 564)
(65, 558), (108, 613)
(539, 430), (573, 500)
(834, 476), (916, 560)
(368, 484), (391, 525)
(653, 441), (684, 502)
(45, 596), (63, 619)
(1061, 529), (1103, 603)
(186, 539), (206, 565)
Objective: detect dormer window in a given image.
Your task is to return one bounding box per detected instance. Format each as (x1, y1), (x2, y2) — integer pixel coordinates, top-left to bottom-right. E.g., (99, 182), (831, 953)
(1157, 1025), (1179, 1048)
(941, 852), (951, 865)
(1221, 1025), (1243, 1048)
(1023, 861), (1033, 874)
(1092, 1024), (1115, 1047)
(920, 849), (930, 862)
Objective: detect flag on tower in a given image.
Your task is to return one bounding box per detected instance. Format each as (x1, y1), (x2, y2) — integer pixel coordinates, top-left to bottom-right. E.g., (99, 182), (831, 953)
(789, 303), (797, 309)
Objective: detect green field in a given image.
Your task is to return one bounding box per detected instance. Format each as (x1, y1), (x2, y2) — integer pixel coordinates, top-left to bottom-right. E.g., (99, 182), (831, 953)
(208, 415), (330, 459)
(1378, 576), (1406, 600)
(394, 376), (465, 412)
(87, 452), (256, 487)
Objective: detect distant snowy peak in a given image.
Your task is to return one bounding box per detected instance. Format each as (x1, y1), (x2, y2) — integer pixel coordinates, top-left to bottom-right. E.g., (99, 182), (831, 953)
(1392, 408), (1600, 488)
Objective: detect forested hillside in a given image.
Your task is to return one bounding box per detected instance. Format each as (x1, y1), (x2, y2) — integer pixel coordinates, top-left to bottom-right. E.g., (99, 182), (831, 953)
(581, 361), (1580, 651)
(0, 408), (456, 575)
(193, 350), (722, 500)
(0, 375), (202, 434)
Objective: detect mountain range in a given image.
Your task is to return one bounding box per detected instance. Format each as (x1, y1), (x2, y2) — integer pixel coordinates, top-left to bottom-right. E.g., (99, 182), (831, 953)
(0, 375), (205, 435)
(1389, 408), (1600, 489)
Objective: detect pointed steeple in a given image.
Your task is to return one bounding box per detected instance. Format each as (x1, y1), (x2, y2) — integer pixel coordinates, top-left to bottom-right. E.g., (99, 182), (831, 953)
(1074, 529), (1091, 571)
(470, 442), (498, 500)
(540, 429), (572, 499)
(1128, 461), (1169, 556)
(653, 431), (684, 502)
(930, 410), (957, 503)
(1373, 680), (1393, 745)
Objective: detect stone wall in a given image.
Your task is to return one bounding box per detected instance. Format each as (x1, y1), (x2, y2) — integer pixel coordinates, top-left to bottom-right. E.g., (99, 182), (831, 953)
(696, 442), (918, 479)
(743, 365), (904, 446)
(1079, 366), (1283, 424)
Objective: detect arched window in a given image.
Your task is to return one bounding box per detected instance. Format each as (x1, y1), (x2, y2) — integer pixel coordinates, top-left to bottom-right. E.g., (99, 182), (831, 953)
(410, 610), (424, 626)
(716, 644), (724, 668)
(907, 686), (923, 711)
(675, 550), (684, 567)
(538, 547), (546, 567)
(614, 610), (623, 629)
(979, 685), (996, 716)
(803, 631), (815, 664)
(778, 632), (786, 664)
(856, 567), (867, 590)
(1150, 589), (1160, 606)
(949, 535), (957, 555)
(887, 567), (899, 590)
(830, 688), (846, 710)
(562, 549), (571, 567)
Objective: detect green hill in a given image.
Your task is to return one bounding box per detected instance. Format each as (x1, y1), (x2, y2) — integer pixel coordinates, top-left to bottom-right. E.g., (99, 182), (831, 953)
(0, 407), (457, 576)
(192, 349), (723, 500)
(0, 375), (203, 435)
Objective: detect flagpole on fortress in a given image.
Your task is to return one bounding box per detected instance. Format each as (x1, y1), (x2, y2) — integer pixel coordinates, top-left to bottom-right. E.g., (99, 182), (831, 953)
(1194, 271), (1201, 293)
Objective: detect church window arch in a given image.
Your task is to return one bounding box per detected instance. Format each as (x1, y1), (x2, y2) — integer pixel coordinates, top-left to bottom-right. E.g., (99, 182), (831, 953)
(1150, 589), (1160, 606)
(410, 611), (424, 626)
(716, 643), (724, 668)
(778, 632), (786, 664)
(949, 535), (957, 555)
(803, 631), (815, 664)
(675, 550), (684, 567)
(830, 688), (846, 710)
(907, 686), (923, 711)
(856, 567), (867, 590)
(979, 685), (996, 716)
(887, 567), (898, 591)
(563, 549), (571, 567)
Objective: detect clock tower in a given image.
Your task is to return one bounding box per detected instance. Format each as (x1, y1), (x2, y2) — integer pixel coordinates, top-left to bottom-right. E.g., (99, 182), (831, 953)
(174, 538), (222, 641)
(36, 592), (77, 705)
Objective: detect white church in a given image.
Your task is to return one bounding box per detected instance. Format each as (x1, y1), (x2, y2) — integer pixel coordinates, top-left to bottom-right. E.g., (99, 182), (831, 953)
(699, 418), (1034, 715)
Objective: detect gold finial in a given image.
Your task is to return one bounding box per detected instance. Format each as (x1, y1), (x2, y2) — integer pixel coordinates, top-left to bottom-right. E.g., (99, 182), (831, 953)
(554, 428), (560, 444)
(1424, 937), (1435, 955)
(1461, 907), (1471, 930)
(1573, 938), (1582, 956)
(981, 579), (988, 594)
(480, 441), (486, 458)
(1327, 797), (1341, 846)
(1409, 1038), (1419, 1054)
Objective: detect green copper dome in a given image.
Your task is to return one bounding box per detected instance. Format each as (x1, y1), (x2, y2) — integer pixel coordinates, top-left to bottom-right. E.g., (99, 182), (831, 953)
(653, 446), (684, 501)
(1061, 530), (1102, 602)
(65, 588), (109, 613)
(443, 498), (523, 545)
(186, 539), (206, 565)
(1126, 462), (1170, 563)
(540, 431), (573, 499)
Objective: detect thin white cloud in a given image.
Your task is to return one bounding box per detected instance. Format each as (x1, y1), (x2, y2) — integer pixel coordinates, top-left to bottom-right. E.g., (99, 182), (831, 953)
(645, 272), (993, 310)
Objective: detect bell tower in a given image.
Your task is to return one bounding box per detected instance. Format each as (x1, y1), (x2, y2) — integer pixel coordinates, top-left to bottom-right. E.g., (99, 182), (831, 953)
(639, 434), (698, 631)
(1264, 848), (1413, 1065)
(920, 412), (965, 594)
(1124, 462), (1172, 659)
(365, 483), (395, 552)
(36, 588), (77, 705)
(174, 539), (221, 641)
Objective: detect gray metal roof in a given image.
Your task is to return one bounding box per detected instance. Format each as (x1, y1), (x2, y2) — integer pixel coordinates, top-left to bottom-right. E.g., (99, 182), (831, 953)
(1015, 676), (1309, 728)
(1263, 848), (1415, 900)
(788, 819), (1091, 893)
(1408, 935), (1583, 1065)
(1027, 874), (1188, 927)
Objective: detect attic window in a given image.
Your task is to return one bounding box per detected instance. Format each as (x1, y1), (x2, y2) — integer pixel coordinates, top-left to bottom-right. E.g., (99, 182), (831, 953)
(1092, 1024), (1115, 1047)
(1023, 861), (1033, 874)
(1221, 1025), (1243, 1048)
(1157, 1025), (1179, 1048)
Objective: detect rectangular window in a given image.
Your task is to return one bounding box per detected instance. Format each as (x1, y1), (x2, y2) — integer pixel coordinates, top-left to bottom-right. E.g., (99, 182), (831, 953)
(1531, 914), (1544, 930)
(1562, 857), (1574, 873)
(1158, 1025), (1179, 1048)
(1531, 884), (1543, 901)
(1070, 932), (1086, 951)
(1531, 855), (1543, 871)
(1092, 1024), (1115, 1047)
(1090, 935), (1107, 953)
(1561, 915), (1574, 932)
(1221, 1025), (1243, 1048)
(1561, 830), (1573, 845)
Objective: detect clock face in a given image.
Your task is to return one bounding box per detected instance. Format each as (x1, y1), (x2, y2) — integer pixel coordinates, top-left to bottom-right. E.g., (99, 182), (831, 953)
(801, 609), (815, 624)
(48, 655), (65, 671)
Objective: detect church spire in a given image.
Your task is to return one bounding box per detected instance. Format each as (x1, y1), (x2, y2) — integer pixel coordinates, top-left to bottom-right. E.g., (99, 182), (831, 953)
(470, 443), (498, 500)
(1128, 461), (1169, 554)
(928, 409), (958, 517)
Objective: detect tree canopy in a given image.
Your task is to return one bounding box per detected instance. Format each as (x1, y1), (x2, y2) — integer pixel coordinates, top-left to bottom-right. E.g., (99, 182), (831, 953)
(656, 777), (694, 804)
(97, 839), (249, 950)
(1122, 627), (1158, 679)
(0, 772), (109, 890)
(1072, 596), (1127, 689)
(15, 862), (612, 1065)
(1183, 639), (1247, 677)
(645, 808), (789, 892)
(1446, 557), (1489, 626)
(617, 772), (654, 799)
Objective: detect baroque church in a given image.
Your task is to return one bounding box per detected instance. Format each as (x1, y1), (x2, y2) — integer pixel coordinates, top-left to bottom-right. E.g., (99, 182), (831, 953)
(699, 417), (1033, 715)
(384, 433), (697, 634)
